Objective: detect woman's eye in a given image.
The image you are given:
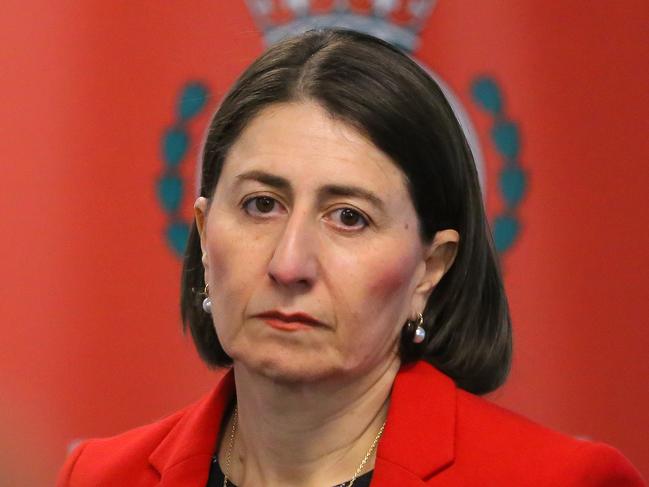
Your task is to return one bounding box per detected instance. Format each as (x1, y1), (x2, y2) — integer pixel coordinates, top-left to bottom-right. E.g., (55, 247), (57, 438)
(242, 196), (284, 216)
(329, 208), (369, 230)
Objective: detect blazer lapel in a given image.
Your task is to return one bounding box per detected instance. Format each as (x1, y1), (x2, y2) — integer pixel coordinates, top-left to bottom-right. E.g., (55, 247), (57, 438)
(149, 369), (235, 487)
(146, 362), (454, 486)
(371, 362), (456, 486)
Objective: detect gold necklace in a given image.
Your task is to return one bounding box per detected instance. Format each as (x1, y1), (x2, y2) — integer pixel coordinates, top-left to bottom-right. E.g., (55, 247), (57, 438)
(222, 406), (386, 487)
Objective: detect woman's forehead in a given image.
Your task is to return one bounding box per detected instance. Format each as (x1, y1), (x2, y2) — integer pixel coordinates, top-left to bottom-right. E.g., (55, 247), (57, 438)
(222, 102), (410, 195)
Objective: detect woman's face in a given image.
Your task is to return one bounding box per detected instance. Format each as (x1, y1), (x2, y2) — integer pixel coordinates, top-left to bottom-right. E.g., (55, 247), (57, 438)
(195, 102), (456, 384)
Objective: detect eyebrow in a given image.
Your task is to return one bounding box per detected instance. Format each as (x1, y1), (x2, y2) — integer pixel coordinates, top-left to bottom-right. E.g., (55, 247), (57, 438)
(234, 169), (386, 212)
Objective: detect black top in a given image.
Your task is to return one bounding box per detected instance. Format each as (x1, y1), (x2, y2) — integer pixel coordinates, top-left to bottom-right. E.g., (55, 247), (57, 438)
(206, 455), (374, 487)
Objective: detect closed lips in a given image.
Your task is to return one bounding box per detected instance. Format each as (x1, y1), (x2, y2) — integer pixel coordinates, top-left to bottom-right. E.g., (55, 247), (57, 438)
(256, 311), (324, 326)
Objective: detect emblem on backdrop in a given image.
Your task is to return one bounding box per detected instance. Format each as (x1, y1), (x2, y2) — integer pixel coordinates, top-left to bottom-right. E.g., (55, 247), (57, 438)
(157, 0), (527, 258)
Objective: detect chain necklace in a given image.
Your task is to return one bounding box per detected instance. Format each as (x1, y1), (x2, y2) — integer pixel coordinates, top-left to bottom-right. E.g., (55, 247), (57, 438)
(222, 406), (386, 487)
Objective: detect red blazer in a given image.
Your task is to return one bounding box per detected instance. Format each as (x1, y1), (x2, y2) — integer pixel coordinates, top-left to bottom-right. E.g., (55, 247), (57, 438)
(57, 361), (645, 486)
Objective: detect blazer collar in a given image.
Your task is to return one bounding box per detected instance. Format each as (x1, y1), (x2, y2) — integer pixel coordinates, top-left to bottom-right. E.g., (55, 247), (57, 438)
(149, 371), (235, 485)
(148, 361), (456, 484)
(375, 361), (456, 481)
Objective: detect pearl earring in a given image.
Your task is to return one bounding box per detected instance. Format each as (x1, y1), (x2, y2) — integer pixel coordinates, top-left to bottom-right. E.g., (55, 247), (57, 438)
(412, 313), (425, 344)
(202, 284), (212, 314)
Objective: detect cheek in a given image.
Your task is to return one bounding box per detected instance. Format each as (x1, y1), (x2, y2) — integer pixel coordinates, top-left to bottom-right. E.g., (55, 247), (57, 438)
(365, 250), (419, 305)
(205, 233), (231, 288)
(204, 222), (252, 319)
(335, 246), (419, 343)
(333, 249), (418, 366)
(369, 262), (413, 299)
(205, 213), (255, 287)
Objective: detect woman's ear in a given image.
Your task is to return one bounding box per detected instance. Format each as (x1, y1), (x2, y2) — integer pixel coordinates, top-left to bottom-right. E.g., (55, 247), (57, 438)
(194, 197), (209, 267)
(411, 229), (460, 313)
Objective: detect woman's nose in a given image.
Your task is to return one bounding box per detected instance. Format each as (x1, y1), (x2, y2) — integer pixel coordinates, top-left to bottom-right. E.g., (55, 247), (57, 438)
(267, 211), (318, 289)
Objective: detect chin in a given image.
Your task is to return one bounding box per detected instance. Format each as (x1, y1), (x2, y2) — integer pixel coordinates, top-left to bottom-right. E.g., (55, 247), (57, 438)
(231, 345), (345, 385)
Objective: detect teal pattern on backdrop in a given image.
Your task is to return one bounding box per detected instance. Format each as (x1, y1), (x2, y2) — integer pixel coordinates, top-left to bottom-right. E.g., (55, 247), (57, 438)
(157, 82), (209, 256)
(471, 76), (527, 254)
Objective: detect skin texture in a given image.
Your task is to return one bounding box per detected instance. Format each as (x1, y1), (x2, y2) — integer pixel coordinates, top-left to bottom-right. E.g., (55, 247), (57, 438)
(194, 101), (458, 486)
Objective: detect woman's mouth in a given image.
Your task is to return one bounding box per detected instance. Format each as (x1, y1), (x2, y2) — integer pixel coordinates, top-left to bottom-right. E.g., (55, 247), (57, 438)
(256, 310), (324, 331)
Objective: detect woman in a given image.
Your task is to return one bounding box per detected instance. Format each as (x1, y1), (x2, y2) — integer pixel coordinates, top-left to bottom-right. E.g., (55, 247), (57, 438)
(57, 29), (645, 486)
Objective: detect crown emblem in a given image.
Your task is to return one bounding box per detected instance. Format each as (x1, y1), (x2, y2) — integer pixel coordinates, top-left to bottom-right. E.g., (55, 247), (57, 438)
(246, 0), (437, 52)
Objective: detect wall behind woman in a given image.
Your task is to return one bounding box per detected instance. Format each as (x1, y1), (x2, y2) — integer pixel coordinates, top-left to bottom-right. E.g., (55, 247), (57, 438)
(0, 1), (647, 485)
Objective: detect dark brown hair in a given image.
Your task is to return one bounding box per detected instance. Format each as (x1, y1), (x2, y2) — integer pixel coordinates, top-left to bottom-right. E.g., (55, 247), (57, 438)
(181, 29), (511, 395)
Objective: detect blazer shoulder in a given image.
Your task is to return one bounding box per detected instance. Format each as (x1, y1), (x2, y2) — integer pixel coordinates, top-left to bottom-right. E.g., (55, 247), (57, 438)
(452, 391), (645, 485)
(55, 404), (190, 487)
(550, 441), (646, 486)
(455, 389), (576, 450)
(56, 371), (235, 486)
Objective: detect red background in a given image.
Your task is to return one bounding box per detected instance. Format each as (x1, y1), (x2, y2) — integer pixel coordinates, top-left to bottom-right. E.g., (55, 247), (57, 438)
(1, 1), (647, 484)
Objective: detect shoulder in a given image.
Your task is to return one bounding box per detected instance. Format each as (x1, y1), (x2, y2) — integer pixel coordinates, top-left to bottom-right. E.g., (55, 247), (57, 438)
(451, 389), (645, 485)
(56, 370), (235, 486)
(386, 362), (644, 485)
(55, 406), (189, 487)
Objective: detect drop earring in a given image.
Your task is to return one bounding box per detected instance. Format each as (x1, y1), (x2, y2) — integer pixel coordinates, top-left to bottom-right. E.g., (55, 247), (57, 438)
(202, 284), (212, 314)
(411, 312), (425, 344)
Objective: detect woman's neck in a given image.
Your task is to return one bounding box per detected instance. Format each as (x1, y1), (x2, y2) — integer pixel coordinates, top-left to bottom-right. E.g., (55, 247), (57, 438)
(219, 356), (400, 487)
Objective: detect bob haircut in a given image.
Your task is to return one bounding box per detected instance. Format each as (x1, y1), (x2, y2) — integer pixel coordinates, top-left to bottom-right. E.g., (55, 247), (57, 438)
(181, 29), (512, 395)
